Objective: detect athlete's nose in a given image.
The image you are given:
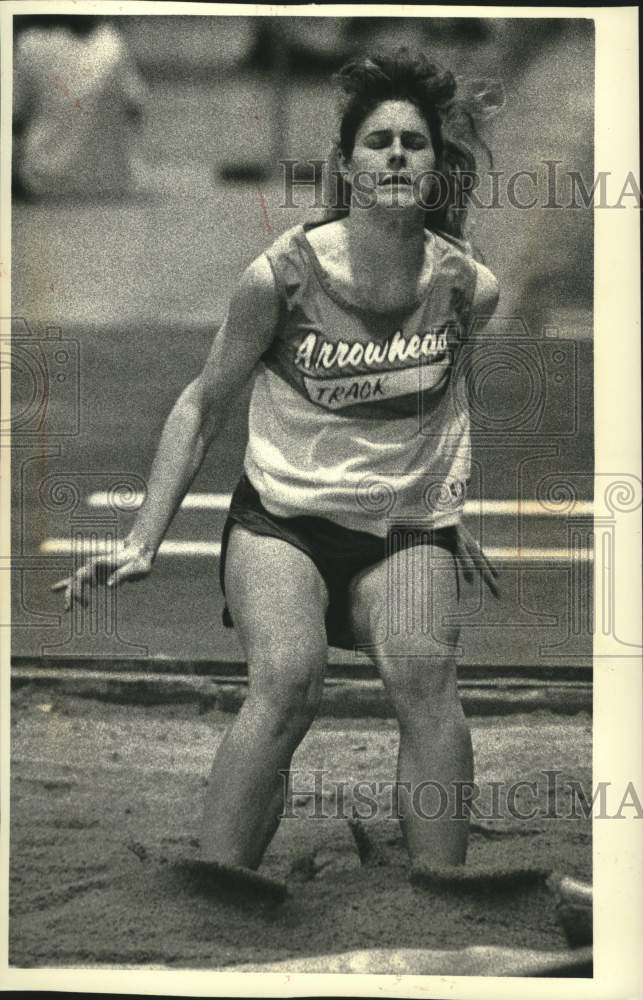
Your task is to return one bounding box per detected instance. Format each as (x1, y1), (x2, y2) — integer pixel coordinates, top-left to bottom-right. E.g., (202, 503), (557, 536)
(388, 137), (406, 167)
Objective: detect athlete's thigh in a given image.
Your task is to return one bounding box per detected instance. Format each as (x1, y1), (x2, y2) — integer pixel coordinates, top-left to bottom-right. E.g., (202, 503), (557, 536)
(347, 542), (460, 659)
(224, 524), (330, 663)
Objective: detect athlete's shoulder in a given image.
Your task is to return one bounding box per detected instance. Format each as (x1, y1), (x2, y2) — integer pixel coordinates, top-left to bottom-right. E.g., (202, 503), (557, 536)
(238, 252), (277, 297)
(431, 229), (498, 315)
(261, 223), (317, 301)
(264, 223), (306, 260)
(471, 260), (499, 313)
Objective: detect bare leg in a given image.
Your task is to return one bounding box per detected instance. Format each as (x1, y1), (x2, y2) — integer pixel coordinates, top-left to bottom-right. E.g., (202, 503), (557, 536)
(199, 526), (328, 869)
(349, 541), (471, 866)
(393, 680), (473, 866)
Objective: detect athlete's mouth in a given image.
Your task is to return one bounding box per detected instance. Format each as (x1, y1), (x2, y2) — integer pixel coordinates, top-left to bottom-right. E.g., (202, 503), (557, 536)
(379, 175), (413, 187)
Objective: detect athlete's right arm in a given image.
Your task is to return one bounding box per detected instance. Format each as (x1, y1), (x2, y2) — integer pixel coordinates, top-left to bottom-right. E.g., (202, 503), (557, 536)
(52, 254), (279, 609)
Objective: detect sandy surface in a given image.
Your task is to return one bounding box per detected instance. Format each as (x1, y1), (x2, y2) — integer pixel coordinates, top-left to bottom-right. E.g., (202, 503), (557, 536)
(9, 688), (592, 970)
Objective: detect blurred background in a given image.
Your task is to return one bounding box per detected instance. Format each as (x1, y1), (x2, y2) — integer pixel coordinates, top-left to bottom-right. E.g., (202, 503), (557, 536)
(10, 14), (595, 669)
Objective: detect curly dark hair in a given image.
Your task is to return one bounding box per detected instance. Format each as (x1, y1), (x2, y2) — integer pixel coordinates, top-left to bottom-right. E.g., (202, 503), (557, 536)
(324, 47), (489, 240)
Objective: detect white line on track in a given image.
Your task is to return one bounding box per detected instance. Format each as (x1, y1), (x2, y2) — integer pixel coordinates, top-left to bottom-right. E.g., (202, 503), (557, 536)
(40, 539), (222, 557)
(39, 539), (593, 561)
(87, 492), (231, 511)
(465, 500), (593, 516)
(486, 546), (593, 562)
(86, 492), (594, 517)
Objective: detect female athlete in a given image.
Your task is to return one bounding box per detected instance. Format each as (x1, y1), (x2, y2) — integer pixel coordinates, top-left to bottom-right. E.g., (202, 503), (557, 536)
(54, 49), (499, 884)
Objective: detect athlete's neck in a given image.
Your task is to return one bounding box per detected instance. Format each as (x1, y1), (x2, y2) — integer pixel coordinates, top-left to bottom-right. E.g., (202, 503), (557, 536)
(343, 207), (427, 276)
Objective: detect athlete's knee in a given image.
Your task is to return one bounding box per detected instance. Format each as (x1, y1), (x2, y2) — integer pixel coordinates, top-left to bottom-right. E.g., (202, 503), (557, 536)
(379, 654), (461, 728)
(246, 641), (325, 736)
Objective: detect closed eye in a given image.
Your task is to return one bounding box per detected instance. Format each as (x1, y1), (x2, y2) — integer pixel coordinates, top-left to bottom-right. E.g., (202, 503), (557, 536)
(364, 130), (430, 150)
(364, 131), (391, 149)
(403, 133), (430, 150)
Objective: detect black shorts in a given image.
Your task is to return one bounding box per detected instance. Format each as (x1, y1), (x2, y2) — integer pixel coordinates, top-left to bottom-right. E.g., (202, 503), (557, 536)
(220, 473), (460, 651)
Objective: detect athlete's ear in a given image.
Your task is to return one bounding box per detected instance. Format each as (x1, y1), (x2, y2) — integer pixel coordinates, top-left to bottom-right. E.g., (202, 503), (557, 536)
(335, 145), (352, 180)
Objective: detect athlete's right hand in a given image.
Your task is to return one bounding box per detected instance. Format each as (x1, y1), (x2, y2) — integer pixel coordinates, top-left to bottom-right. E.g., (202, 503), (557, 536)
(50, 538), (155, 611)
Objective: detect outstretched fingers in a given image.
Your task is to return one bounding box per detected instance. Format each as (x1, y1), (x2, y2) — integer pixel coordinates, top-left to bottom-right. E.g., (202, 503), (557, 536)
(470, 542), (500, 599)
(51, 546), (154, 610)
(51, 559), (103, 611)
(456, 526), (501, 599)
(480, 547), (500, 587)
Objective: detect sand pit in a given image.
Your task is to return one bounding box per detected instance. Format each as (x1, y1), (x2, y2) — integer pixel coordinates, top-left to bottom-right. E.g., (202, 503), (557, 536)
(9, 688), (591, 970)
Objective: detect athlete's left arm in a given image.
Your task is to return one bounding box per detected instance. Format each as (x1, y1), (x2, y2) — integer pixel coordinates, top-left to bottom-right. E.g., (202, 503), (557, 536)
(455, 260), (501, 597)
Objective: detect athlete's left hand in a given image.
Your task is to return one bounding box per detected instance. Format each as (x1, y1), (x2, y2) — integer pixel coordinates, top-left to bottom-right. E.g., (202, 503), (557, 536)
(455, 523), (500, 598)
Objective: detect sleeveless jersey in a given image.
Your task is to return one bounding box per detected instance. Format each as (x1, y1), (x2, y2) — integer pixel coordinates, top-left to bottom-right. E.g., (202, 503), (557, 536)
(244, 222), (478, 537)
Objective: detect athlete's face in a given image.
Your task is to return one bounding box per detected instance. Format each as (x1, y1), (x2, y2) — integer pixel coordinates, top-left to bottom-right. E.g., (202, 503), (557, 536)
(343, 100), (437, 211)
